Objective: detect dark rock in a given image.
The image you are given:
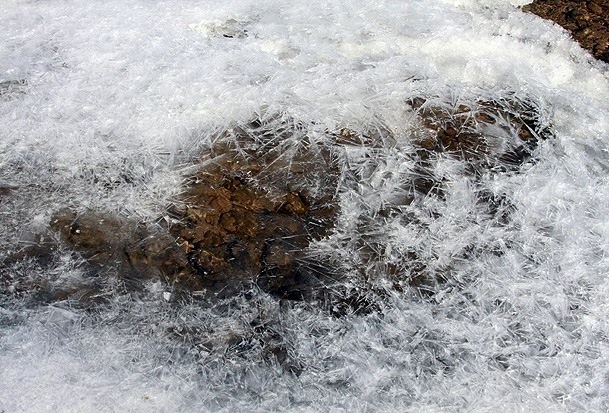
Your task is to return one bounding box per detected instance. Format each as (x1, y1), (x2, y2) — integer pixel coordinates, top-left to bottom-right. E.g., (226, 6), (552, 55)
(0, 183), (18, 197)
(14, 118), (340, 303)
(407, 96), (552, 171)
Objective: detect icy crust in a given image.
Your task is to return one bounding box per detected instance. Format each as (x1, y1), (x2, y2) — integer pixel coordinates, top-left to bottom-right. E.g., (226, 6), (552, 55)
(4, 94), (605, 413)
(2, 96), (551, 313)
(1, 0), (609, 412)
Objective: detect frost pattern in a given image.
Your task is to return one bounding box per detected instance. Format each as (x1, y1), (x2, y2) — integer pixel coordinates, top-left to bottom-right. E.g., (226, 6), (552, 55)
(1, 0), (609, 412)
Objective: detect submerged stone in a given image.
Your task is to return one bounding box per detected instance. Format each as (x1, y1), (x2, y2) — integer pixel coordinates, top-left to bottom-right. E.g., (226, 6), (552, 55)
(408, 96), (552, 171)
(3, 97), (554, 315)
(50, 208), (188, 281)
(15, 120), (341, 303)
(168, 122), (340, 299)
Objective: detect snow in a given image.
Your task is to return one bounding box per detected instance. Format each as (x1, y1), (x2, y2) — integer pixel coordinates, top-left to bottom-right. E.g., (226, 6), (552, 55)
(1, 0), (609, 411)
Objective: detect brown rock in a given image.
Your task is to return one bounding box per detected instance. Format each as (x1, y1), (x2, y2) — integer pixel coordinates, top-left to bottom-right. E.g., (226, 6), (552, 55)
(408, 96), (553, 170)
(167, 127), (340, 299)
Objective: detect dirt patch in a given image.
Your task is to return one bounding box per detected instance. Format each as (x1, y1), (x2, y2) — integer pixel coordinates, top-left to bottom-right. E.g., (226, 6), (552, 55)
(523, 0), (609, 63)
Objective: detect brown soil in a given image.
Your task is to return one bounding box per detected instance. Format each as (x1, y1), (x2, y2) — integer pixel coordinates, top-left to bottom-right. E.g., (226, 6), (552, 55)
(523, 0), (609, 63)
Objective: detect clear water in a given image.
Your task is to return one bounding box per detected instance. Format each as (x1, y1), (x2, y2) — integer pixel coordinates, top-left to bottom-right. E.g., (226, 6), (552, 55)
(1, 0), (608, 411)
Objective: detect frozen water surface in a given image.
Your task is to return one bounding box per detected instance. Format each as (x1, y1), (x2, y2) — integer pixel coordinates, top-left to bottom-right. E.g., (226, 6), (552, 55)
(1, 0), (609, 411)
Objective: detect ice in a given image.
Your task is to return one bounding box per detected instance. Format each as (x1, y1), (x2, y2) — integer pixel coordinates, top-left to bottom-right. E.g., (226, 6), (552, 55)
(1, 0), (609, 411)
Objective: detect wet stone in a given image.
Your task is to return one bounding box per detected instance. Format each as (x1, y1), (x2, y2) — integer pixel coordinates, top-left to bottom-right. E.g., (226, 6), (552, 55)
(49, 208), (192, 287)
(16, 120), (342, 303)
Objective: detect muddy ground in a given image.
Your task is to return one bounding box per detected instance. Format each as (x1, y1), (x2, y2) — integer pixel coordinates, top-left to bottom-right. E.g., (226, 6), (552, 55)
(523, 0), (609, 63)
